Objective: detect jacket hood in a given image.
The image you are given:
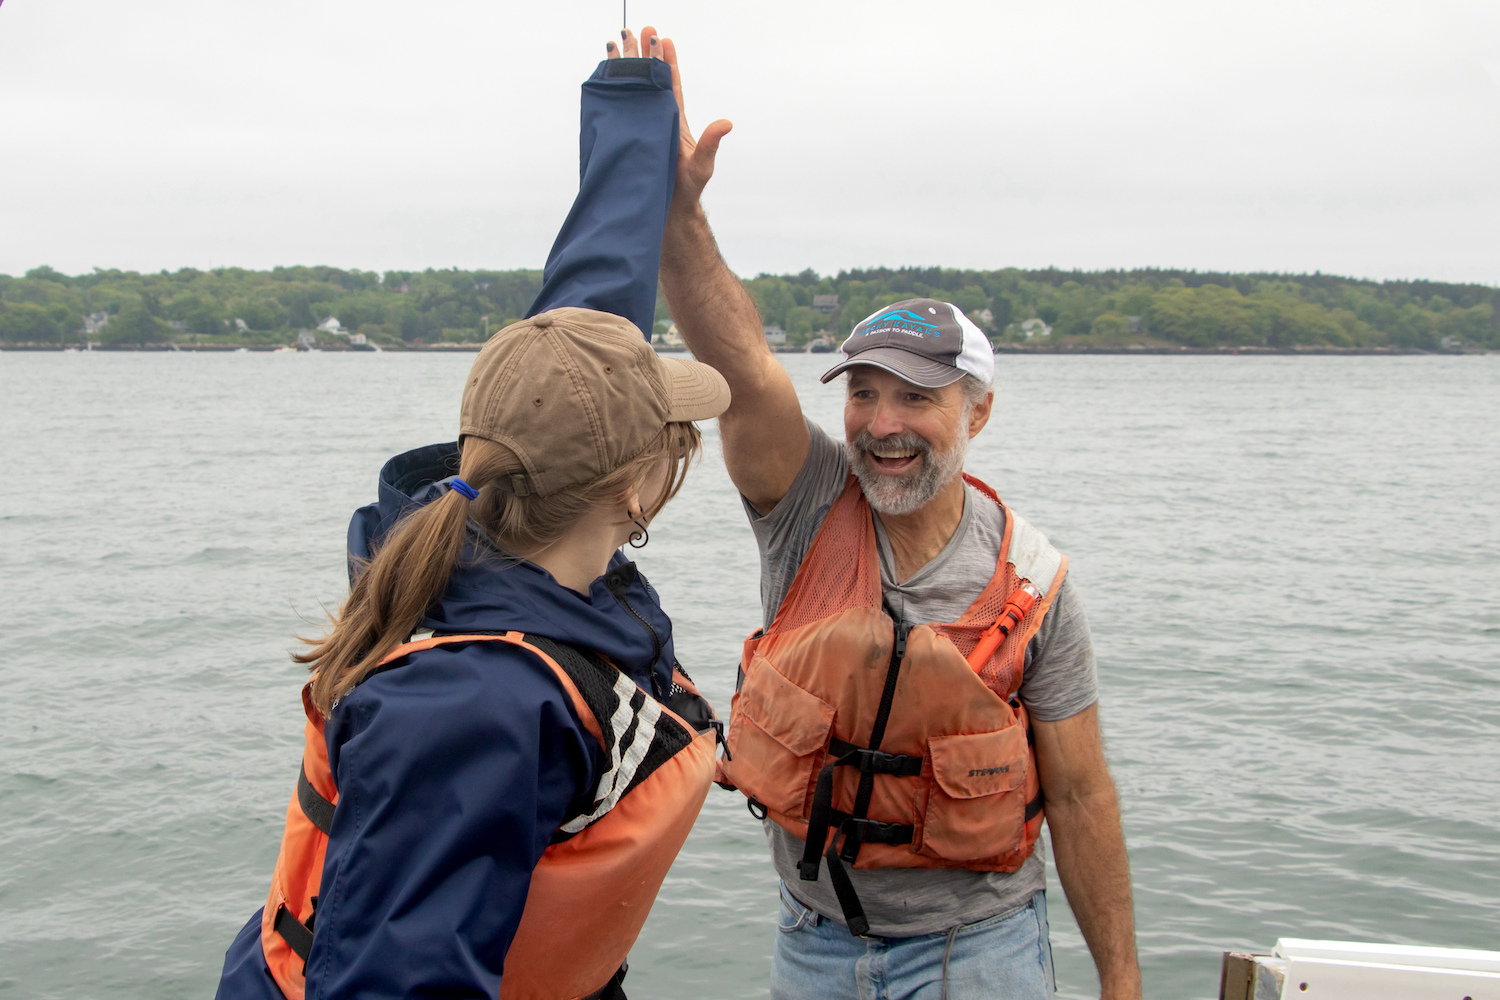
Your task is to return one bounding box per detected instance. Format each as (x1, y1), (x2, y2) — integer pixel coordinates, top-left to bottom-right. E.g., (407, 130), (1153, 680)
(346, 443), (677, 697)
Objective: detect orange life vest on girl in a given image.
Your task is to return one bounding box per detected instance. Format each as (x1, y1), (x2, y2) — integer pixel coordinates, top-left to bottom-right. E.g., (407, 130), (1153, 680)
(260, 631), (716, 1000)
(717, 474), (1067, 935)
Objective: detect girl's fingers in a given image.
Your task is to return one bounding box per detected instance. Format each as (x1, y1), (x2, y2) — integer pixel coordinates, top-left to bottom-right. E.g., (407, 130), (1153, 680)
(606, 39), (619, 59)
(642, 26), (661, 60)
(621, 28), (639, 58)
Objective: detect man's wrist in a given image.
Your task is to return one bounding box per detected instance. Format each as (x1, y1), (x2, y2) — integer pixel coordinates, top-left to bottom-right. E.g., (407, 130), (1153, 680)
(1098, 962), (1143, 1000)
(662, 200), (712, 271)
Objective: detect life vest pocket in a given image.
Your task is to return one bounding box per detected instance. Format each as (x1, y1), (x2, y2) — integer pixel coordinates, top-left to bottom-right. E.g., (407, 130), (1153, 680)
(727, 652), (834, 819)
(919, 726), (1028, 861)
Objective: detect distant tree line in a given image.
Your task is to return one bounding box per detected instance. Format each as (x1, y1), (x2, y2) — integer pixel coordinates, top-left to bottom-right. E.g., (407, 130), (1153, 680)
(1, 263), (1494, 351)
(742, 266), (1498, 350)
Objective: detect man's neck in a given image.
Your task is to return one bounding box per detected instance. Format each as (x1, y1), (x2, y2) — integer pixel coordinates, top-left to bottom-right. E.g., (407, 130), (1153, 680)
(874, 475), (967, 584)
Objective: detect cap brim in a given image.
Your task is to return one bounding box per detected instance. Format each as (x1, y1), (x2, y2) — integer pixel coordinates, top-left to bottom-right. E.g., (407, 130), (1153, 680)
(661, 357), (732, 422)
(819, 346), (967, 388)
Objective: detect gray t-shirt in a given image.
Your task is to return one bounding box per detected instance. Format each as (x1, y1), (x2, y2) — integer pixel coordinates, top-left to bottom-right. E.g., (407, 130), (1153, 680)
(744, 418), (1099, 936)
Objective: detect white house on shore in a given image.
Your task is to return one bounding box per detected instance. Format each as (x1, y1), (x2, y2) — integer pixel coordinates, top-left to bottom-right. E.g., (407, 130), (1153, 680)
(653, 323), (684, 348)
(763, 324), (787, 345)
(318, 316), (345, 334)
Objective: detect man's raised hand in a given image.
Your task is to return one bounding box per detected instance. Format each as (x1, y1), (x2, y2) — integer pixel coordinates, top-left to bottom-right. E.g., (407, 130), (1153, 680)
(605, 25), (732, 209)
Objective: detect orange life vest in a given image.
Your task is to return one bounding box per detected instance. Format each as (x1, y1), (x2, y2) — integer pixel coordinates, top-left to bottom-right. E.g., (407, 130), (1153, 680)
(717, 474), (1067, 935)
(260, 631), (716, 1000)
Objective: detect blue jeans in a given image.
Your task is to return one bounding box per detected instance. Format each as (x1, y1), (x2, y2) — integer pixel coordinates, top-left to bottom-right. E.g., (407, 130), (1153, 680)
(770, 882), (1056, 1000)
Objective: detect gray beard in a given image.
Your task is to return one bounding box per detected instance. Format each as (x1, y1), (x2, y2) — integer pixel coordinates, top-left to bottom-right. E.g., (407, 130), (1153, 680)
(846, 425), (970, 517)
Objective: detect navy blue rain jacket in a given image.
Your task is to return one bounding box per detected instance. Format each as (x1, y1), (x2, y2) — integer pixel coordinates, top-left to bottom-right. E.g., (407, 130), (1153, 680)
(527, 56), (678, 338)
(217, 56), (683, 1000)
(217, 446), (680, 1000)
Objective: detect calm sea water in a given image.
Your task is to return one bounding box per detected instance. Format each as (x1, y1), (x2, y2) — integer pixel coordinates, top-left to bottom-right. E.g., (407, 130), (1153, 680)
(2, 351), (1497, 999)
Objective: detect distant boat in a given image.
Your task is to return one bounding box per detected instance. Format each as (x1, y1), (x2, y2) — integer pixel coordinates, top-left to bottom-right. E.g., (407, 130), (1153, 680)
(806, 336), (836, 354)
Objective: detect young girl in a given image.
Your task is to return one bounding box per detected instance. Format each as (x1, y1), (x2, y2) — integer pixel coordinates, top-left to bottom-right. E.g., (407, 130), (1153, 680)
(217, 33), (730, 1000)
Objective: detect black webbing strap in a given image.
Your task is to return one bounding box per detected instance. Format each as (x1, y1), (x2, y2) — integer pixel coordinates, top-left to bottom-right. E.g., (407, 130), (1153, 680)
(799, 738), (924, 879)
(841, 620), (909, 864)
(1025, 789), (1045, 823)
(273, 903), (315, 962)
(798, 755), (851, 880)
(583, 961), (629, 1000)
(297, 763), (336, 836)
(798, 616), (914, 938)
(821, 841), (871, 937)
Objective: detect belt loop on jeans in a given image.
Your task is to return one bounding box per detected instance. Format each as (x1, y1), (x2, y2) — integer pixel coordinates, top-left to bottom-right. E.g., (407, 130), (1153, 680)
(780, 883), (822, 928)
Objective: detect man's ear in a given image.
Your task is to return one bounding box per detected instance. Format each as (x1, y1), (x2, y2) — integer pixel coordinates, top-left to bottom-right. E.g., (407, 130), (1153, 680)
(968, 391), (995, 439)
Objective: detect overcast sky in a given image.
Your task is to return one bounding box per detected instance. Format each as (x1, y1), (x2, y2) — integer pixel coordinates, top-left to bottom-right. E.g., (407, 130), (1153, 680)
(3, 0), (1497, 283)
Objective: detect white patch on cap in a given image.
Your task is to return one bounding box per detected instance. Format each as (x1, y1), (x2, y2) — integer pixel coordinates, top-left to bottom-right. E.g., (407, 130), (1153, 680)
(949, 304), (995, 386)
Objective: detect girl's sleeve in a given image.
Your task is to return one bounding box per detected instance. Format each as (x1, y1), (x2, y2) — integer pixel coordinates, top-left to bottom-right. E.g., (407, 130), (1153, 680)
(305, 644), (598, 999)
(525, 58), (680, 341)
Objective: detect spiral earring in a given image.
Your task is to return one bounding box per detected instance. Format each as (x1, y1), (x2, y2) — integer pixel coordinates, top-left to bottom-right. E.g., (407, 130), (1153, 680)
(628, 517), (650, 549)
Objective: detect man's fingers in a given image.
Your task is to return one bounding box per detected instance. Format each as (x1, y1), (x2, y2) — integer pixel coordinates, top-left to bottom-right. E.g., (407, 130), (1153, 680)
(697, 119), (733, 162)
(621, 28), (638, 58)
(658, 37), (690, 135)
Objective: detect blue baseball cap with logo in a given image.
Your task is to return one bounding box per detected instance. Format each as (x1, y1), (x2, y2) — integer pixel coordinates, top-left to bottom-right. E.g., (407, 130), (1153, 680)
(819, 297), (995, 388)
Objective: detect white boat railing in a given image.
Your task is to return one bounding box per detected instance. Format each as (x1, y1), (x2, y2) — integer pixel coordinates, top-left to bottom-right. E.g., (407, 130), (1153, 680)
(1222, 939), (1500, 1000)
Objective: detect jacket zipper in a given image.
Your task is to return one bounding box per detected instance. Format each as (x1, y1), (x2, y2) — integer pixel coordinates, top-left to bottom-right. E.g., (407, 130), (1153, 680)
(604, 567), (666, 700)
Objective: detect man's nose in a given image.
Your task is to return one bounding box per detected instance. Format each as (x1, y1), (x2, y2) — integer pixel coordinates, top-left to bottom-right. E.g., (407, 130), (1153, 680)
(867, 400), (905, 439)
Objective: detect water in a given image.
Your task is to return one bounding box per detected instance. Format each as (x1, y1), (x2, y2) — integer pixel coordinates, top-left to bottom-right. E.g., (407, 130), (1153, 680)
(2, 351), (1497, 999)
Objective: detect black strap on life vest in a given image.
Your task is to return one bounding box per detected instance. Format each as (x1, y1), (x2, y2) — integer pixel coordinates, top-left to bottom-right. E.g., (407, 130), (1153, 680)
(297, 764), (335, 836)
(583, 961), (629, 1000)
(796, 615), (1048, 937)
(798, 615), (912, 936)
(274, 896), (318, 966)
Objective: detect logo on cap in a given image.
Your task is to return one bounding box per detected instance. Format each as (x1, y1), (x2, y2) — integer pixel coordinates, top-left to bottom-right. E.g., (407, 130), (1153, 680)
(859, 308), (941, 339)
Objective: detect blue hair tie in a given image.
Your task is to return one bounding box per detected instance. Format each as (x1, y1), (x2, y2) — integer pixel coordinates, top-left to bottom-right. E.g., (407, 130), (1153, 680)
(449, 478), (480, 500)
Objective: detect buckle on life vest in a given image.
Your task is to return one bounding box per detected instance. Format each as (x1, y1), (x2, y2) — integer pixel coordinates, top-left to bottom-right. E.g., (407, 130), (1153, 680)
(838, 815), (914, 846)
(709, 719), (731, 761)
(828, 738), (922, 777)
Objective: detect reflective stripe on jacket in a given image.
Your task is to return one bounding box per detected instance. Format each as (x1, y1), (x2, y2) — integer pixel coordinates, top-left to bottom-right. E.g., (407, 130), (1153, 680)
(717, 474), (1066, 933)
(261, 632), (714, 1000)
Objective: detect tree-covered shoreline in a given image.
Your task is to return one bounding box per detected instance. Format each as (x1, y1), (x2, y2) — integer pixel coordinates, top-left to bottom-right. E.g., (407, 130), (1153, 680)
(1, 264), (1494, 352)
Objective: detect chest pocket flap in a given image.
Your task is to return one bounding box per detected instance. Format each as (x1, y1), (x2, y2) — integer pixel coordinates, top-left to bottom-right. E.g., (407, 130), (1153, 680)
(928, 727), (1027, 799)
(740, 654), (834, 756)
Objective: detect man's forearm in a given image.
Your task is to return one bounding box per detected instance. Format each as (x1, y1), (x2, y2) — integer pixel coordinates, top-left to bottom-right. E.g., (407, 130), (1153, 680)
(1047, 782), (1142, 999)
(659, 202), (770, 387)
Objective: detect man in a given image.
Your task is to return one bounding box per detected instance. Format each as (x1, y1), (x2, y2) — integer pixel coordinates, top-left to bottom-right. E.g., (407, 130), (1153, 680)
(643, 37), (1143, 1000)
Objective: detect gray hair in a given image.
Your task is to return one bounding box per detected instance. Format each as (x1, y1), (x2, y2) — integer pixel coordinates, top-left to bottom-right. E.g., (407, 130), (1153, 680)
(959, 373), (992, 410)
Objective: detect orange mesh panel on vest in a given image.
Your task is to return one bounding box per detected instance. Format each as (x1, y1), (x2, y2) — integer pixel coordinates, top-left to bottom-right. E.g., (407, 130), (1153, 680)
(766, 477), (881, 635)
(928, 474), (1059, 701)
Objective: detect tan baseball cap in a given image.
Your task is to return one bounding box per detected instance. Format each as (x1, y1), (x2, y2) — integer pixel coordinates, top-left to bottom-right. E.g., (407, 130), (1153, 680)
(459, 307), (730, 497)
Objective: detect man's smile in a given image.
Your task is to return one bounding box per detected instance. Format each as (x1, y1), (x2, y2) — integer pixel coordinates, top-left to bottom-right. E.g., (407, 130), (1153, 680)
(867, 447), (921, 475)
